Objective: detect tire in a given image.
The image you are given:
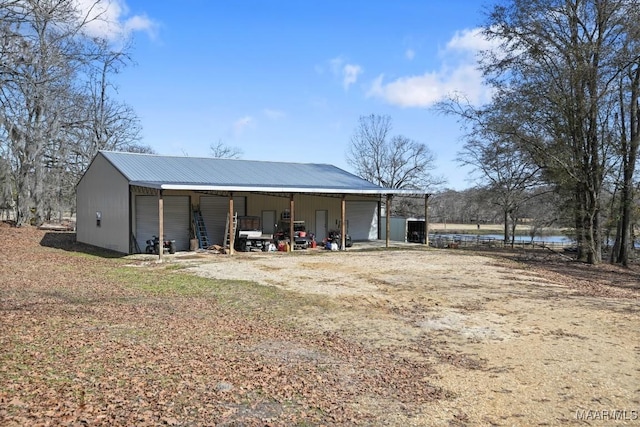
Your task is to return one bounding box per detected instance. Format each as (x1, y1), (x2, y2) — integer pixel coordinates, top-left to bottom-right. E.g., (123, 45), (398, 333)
(154, 243), (160, 255)
(169, 241), (176, 254)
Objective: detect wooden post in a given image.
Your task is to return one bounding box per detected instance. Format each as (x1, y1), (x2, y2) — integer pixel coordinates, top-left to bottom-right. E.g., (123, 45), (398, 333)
(385, 194), (391, 248)
(228, 193), (234, 255)
(340, 195), (346, 250)
(289, 194), (295, 252)
(424, 193), (430, 247)
(158, 189), (164, 262)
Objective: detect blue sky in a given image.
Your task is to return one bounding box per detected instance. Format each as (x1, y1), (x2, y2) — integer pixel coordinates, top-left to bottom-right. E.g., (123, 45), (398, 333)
(83, 0), (495, 190)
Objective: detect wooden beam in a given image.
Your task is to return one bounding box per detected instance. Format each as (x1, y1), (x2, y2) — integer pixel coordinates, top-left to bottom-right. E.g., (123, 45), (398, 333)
(424, 194), (430, 247)
(340, 195), (346, 250)
(385, 194), (391, 248)
(158, 189), (164, 262)
(289, 194), (295, 252)
(228, 193), (235, 255)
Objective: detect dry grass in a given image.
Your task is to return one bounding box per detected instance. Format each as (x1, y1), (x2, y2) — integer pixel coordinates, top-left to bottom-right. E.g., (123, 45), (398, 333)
(1, 223), (639, 426)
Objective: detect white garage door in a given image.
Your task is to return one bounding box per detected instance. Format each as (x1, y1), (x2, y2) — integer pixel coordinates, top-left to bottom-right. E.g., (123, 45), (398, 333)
(200, 196), (246, 246)
(346, 201), (378, 241)
(135, 195), (190, 252)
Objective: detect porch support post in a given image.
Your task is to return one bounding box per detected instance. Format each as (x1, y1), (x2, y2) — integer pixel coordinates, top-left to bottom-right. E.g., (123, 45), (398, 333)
(340, 195), (346, 250)
(385, 194), (392, 248)
(289, 194), (295, 252)
(228, 193), (235, 255)
(158, 189), (164, 262)
(424, 193), (430, 247)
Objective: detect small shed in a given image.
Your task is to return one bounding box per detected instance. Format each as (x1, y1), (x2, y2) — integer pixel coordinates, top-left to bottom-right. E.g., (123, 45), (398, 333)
(76, 151), (425, 254)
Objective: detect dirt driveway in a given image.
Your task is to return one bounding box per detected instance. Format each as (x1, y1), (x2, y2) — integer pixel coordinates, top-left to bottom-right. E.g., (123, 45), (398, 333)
(185, 248), (640, 426)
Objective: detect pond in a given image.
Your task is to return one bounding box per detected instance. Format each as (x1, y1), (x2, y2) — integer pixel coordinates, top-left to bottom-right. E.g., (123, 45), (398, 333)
(428, 233), (639, 249)
(427, 233), (573, 249)
(474, 234), (572, 244)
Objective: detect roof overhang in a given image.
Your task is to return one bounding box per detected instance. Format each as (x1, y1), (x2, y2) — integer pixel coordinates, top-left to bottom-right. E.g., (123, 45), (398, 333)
(129, 181), (427, 196)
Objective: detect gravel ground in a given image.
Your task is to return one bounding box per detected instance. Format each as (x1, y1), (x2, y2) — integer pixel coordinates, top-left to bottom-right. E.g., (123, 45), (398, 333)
(182, 246), (640, 426)
(2, 223), (639, 426)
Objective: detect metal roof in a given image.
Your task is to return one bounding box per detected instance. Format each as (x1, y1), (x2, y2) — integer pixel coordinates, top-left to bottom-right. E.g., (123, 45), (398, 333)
(99, 151), (424, 195)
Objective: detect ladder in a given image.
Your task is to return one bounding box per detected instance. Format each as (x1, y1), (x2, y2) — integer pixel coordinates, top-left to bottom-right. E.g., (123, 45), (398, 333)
(224, 212), (237, 247)
(130, 232), (141, 253)
(193, 209), (210, 249)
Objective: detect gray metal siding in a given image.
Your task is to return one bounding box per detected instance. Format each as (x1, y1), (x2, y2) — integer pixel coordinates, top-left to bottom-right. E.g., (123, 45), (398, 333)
(380, 217), (409, 241)
(200, 196), (246, 246)
(76, 155), (130, 253)
(346, 201), (379, 240)
(135, 195), (190, 252)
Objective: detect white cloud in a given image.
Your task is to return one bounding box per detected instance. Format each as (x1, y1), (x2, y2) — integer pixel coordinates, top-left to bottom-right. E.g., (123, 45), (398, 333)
(263, 109), (286, 120)
(233, 116), (253, 135)
(368, 65), (489, 108)
(367, 27), (495, 108)
(75, 0), (158, 41)
(445, 28), (497, 53)
(123, 14), (156, 36)
(329, 57), (344, 75)
(405, 48), (415, 60)
(342, 64), (363, 90)
(329, 56), (363, 90)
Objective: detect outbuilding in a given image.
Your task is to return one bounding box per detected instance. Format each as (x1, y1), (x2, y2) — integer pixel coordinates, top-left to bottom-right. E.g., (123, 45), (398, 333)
(76, 151), (426, 255)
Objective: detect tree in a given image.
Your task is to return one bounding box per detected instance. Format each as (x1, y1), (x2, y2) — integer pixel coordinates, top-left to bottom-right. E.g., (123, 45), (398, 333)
(0, 0), (151, 225)
(0, 0), (90, 225)
(609, 59), (640, 265)
(210, 140), (243, 159)
(446, 0), (640, 264)
(346, 114), (440, 191)
(520, 188), (563, 243)
(458, 131), (542, 245)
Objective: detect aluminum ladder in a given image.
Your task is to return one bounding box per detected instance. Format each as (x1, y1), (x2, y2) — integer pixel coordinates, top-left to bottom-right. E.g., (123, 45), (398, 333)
(193, 209), (210, 249)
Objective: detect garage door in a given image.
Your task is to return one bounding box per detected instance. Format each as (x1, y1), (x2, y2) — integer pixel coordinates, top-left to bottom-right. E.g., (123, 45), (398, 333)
(135, 195), (190, 252)
(200, 196), (246, 246)
(346, 201), (378, 241)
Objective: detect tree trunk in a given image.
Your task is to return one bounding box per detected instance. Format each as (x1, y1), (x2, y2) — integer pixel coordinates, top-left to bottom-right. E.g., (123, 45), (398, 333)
(613, 67), (640, 267)
(615, 182), (633, 266)
(503, 209), (509, 245)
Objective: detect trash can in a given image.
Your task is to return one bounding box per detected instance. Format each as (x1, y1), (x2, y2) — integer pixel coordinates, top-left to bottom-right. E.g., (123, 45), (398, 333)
(190, 238), (199, 251)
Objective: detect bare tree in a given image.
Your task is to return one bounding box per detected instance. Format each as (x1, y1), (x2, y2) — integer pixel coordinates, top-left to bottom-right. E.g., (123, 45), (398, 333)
(67, 42), (150, 173)
(610, 61), (640, 265)
(0, 0), (90, 225)
(209, 140), (243, 159)
(441, 0), (640, 264)
(429, 188), (500, 225)
(458, 123), (543, 245)
(0, 151), (12, 218)
(346, 114), (441, 191)
(0, 0), (150, 225)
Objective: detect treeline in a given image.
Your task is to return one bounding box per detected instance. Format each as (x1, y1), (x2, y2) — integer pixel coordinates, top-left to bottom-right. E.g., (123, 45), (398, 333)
(438, 0), (640, 265)
(0, 0), (152, 226)
(395, 185), (637, 255)
(393, 187), (564, 233)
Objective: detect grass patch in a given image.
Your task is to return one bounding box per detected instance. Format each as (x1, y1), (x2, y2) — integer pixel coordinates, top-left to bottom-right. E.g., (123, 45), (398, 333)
(105, 264), (323, 318)
(107, 265), (252, 296)
(101, 262), (343, 331)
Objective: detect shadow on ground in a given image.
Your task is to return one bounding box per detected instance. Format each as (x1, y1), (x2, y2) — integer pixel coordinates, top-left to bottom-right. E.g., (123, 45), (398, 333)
(492, 247), (640, 293)
(39, 231), (125, 259)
